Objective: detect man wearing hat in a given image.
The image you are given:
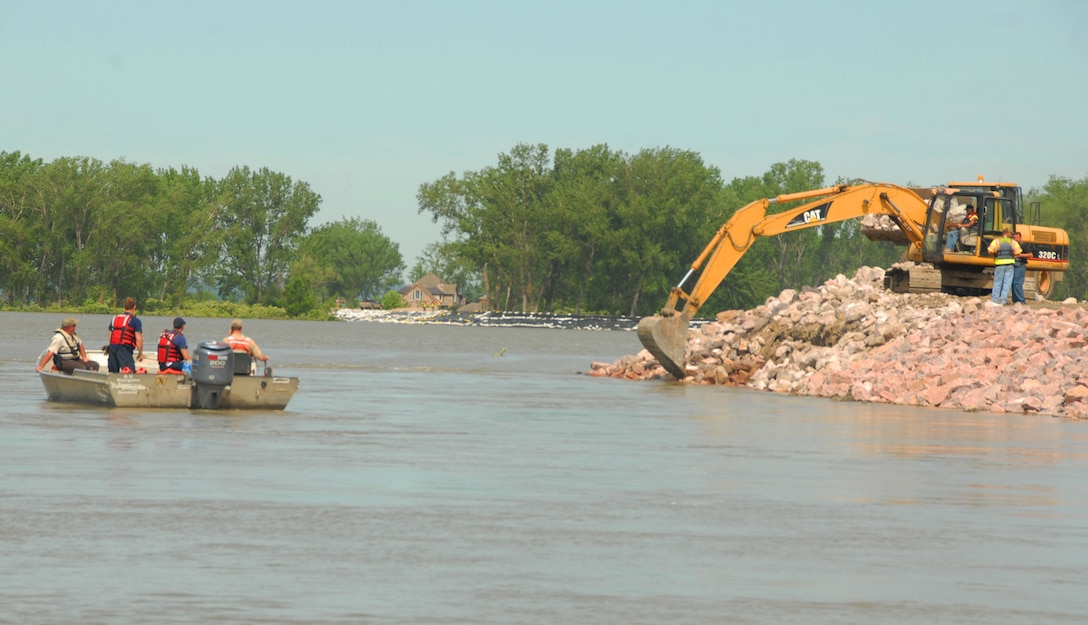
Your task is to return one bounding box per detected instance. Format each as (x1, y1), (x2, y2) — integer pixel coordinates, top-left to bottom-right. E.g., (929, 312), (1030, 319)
(35, 317), (100, 374)
(987, 225), (1023, 305)
(157, 317), (191, 373)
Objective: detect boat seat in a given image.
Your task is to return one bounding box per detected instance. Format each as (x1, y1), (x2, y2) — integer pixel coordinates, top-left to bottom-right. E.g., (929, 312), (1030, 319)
(232, 351), (253, 376)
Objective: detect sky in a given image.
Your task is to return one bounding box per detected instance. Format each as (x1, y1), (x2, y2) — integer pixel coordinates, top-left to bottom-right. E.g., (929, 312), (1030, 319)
(2, 0), (1085, 265)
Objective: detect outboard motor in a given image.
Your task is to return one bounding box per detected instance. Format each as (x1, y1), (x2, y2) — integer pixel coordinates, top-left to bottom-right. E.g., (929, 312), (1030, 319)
(190, 340), (234, 409)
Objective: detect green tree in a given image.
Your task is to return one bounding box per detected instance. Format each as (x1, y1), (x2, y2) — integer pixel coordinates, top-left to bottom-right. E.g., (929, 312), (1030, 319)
(419, 144), (726, 316)
(0, 151), (44, 304)
(1031, 176), (1088, 300)
(419, 143), (555, 311)
(381, 289), (406, 309)
(84, 159), (163, 305)
(28, 156), (109, 305)
(544, 144), (625, 314)
(282, 275), (317, 317)
(213, 166), (321, 304)
(297, 217), (404, 300)
(153, 166), (218, 306)
(605, 147), (726, 316)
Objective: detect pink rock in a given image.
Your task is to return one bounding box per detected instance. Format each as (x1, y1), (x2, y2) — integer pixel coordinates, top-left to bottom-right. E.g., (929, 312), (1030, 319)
(1064, 385), (1088, 405)
(924, 384), (951, 406)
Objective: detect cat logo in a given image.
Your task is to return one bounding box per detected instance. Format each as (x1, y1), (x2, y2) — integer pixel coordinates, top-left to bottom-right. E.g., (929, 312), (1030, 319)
(785, 202), (831, 228)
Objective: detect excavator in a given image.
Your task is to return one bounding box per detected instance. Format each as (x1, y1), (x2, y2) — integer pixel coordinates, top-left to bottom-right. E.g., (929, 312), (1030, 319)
(637, 177), (1070, 379)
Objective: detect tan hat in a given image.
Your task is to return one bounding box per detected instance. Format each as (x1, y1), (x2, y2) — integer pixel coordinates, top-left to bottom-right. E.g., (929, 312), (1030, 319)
(61, 317), (78, 327)
(231, 318), (243, 330)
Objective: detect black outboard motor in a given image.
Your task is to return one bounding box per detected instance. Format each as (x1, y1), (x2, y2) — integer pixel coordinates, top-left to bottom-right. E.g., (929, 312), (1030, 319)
(191, 340), (234, 409)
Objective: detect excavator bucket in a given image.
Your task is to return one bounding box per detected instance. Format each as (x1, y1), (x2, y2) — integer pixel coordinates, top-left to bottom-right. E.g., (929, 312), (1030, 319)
(636, 313), (692, 379)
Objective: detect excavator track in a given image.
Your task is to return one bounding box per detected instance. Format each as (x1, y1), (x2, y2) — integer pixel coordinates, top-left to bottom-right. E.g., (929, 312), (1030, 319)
(883, 265), (942, 294)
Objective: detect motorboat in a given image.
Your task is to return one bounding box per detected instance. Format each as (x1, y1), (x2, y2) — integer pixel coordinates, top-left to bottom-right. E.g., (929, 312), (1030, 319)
(39, 341), (299, 410)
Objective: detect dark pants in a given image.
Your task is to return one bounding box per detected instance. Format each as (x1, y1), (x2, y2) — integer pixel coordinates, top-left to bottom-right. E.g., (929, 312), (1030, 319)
(1012, 263), (1027, 304)
(58, 358), (100, 374)
(108, 345), (136, 373)
(159, 361), (184, 373)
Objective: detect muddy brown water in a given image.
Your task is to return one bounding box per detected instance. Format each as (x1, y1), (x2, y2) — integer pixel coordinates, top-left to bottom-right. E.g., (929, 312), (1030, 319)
(2, 312), (1086, 624)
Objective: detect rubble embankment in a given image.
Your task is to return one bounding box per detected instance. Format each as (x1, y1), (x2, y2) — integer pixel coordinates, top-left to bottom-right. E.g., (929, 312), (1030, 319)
(588, 266), (1088, 420)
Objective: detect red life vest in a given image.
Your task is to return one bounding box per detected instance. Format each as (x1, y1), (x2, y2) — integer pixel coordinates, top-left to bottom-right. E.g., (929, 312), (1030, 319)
(108, 313), (137, 347)
(157, 329), (184, 365)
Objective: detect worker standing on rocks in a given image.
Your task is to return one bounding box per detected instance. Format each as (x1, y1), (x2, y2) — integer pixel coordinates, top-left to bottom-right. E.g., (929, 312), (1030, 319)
(987, 225), (1023, 306)
(1011, 231), (1032, 304)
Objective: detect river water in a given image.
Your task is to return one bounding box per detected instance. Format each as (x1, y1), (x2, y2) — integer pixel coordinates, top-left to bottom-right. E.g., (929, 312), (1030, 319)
(2, 311), (1086, 624)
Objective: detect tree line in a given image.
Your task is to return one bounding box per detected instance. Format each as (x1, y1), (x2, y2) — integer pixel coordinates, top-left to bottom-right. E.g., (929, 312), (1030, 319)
(0, 151), (405, 314)
(418, 144), (1088, 316)
(420, 144), (897, 317)
(3, 146), (1084, 318)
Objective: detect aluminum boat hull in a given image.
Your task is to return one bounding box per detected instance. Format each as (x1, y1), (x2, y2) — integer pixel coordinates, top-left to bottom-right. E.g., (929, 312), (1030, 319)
(39, 369), (299, 410)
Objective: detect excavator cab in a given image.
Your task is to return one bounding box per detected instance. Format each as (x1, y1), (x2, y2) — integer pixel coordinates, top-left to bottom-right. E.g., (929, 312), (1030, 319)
(920, 192), (988, 261)
(920, 184), (1020, 263)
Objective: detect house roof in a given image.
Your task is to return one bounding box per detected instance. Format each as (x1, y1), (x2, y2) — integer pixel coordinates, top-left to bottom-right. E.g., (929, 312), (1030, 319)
(402, 272), (458, 297)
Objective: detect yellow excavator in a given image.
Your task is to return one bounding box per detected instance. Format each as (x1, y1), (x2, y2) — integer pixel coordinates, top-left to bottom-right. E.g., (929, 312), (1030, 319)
(637, 177), (1070, 379)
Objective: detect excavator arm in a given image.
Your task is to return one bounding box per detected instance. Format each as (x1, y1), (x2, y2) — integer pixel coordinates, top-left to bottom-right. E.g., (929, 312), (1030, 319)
(638, 182), (930, 378)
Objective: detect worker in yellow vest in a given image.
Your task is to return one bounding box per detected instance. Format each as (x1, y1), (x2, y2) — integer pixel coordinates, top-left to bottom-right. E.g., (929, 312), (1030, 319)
(986, 225), (1023, 306)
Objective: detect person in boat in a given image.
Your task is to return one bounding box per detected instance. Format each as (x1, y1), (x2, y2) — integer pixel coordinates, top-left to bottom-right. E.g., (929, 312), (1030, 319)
(35, 317), (100, 374)
(157, 317), (191, 373)
(223, 319), (269, 375)
(107, 297), (144, 373)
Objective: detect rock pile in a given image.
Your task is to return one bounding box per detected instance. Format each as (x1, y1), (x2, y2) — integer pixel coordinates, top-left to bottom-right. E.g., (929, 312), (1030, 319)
(588, 266), (1088, 420)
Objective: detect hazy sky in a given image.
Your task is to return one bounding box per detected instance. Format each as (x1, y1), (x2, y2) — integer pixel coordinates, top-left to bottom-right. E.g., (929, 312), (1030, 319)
(3, 0), (1085, 264)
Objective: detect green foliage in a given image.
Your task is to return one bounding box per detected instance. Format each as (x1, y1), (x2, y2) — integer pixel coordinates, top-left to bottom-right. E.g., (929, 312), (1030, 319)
(2, 297), (300, 321)
(212, 166), (321, 304)
(296, 217), (405, 300)
(0, 152), (323, 310)
(152, 166), (219, 306)
(5, 147), (1080, 319)
(1029, 177), (1088, 300)
(282, 275), (318, 317)
(77, 298), (115, 315)
(417, 147), (994, 317)
(418, 143), (727, 316)
(381, 290), (406, 309)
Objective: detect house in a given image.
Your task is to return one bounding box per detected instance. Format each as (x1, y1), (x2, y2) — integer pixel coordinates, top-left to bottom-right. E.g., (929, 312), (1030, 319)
(399, 273), (464, 309)
(458, 294), (490, 314)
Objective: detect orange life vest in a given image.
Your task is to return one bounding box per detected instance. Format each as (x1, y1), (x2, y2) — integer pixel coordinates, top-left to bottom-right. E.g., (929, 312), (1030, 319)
(226, 335), (252, 353)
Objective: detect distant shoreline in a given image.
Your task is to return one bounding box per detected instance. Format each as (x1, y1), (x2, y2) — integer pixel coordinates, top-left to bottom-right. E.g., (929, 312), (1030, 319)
(334, 308), (712, 331)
